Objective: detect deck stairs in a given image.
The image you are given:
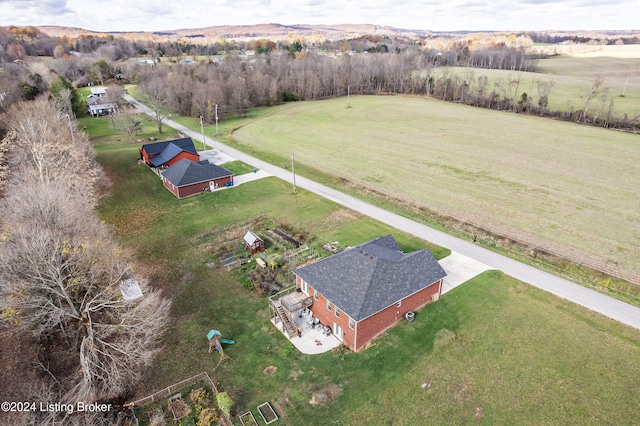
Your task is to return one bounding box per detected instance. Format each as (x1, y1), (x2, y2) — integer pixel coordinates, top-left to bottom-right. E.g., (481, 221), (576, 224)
(273, 301), (297, 338)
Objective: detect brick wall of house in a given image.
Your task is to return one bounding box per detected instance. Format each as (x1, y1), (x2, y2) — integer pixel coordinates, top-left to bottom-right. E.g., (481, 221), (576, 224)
(354, 280), (442, 351)
(172, 176), (233, 198)
(297, 276), (357, 350)
(162, 177), (180, 198)
(297, 276), (442, 352)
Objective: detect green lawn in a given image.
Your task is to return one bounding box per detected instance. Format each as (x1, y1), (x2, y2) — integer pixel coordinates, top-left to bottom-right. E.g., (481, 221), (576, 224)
(231, 95), (640, 284)
(84, 113), (640, 425)
(343, 271), (640, 425)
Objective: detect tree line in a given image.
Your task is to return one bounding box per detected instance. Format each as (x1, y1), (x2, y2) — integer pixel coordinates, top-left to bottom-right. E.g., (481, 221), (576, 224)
(1, 27), (636, 131)
(135, 48), (635, 131)
(0, 97), (170, 425)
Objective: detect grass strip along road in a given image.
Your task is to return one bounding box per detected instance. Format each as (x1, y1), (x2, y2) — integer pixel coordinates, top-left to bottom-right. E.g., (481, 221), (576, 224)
(125, 94), (640, 331)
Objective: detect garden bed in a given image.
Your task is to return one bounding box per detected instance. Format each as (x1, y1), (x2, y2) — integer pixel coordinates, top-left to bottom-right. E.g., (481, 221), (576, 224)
(257, 402), (278, 424)
(239, 411), (259, 426)
(133, 373), (220, 426)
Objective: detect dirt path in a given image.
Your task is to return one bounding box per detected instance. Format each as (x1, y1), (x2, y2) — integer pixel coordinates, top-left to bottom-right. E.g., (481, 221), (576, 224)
(125, 95), (640, 331)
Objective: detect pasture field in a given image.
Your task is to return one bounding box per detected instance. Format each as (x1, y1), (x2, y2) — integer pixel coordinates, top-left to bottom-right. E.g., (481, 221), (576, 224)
(434, 55), (640, 120)
(84, 115), (640, 425)
(441, 45), (640, 119)
(232, 95), (640, 282)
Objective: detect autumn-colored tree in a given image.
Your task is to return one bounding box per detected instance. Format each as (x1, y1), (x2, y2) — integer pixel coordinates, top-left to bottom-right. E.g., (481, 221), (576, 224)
(6, 42), (26, 60)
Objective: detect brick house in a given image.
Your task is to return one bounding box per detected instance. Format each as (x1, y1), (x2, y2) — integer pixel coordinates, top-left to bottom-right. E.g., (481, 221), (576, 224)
(161, 159), (233, 198)
(140, 138), (199, 168)
(294, 235), (446, 351)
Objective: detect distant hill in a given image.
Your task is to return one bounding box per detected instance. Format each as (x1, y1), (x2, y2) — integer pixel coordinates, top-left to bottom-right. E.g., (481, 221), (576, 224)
(36, 23), (434, 42)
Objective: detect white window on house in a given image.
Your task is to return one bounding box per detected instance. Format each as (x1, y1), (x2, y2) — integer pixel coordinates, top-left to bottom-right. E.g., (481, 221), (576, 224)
(314, 290), (319, 300)
(335, 306), (341, 318)
(396, 300), (402, 308)
(349, 317), (355, 329)
(300, 279), (308, 295)
(326, 300), (332, 311)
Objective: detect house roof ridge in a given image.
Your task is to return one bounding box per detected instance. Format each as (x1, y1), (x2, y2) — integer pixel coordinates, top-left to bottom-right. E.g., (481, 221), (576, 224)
(294, 235), (447, 322)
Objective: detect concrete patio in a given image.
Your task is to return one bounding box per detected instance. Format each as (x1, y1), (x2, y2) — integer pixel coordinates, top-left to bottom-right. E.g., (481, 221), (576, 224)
(271, 309), (341, 355)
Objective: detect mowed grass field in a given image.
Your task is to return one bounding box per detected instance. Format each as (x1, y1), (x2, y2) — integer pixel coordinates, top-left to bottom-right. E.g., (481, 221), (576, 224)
(442, 44), (640, 118)
(232, 95), (640, 282)
(82, 115), (640, 425)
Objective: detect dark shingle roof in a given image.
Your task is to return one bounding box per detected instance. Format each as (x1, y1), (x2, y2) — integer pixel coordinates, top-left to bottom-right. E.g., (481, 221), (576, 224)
(162, 159), (233, 187)
(141, 138), (197, 157)
(295, 235), (447, 321)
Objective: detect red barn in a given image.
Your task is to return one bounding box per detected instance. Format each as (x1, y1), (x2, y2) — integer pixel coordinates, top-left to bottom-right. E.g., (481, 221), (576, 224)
(161, 159), (233, 199)
(293, 235), (446, 352)
(140, 138), (199, 168)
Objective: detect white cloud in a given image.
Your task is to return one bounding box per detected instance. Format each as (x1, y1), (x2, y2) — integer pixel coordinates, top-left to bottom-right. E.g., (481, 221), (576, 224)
(0, 0), (636, 32)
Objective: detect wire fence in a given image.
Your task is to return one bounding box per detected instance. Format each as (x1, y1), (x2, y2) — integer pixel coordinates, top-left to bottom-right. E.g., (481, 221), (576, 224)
(128, 372), (219, 408)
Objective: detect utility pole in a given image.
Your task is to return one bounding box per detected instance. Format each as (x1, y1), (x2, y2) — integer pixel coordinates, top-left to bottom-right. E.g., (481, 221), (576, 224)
(215, 104), (219, 135)
(347, 85), (351, 108)
(291, 150), (297, 194)
(200, 115), (206, 151)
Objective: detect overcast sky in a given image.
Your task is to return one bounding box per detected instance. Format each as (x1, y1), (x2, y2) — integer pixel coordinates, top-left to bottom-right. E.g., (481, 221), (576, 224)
(0, 0), (637, 33)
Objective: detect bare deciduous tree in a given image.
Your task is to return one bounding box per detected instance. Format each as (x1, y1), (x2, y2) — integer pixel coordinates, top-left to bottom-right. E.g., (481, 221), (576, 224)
(1, 97), (100, 200)
(0, 182), (170, 404)
(0, 99), (170, 417)
(104, 85), (125, 131)
(537, 80), (555, 116)
(581, 76), (604, 123)
(139, 75), (169, 134)
(115, 112), (143, 141)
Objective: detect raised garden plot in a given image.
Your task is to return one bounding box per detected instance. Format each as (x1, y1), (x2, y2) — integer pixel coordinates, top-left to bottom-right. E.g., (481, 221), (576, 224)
(257, 402), (278, 424)
(239, 411), (259, 426)
(168, 394), (190, 420)
(132, 372), (220, 426)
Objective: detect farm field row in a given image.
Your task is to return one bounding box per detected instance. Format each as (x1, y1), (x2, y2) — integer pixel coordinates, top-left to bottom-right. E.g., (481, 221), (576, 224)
(231, 95), (640, 282)
(84, 114), (640, 425)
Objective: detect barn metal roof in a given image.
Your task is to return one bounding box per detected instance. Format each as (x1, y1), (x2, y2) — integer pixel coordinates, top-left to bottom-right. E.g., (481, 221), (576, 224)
(149, 143), (189, 167)
(141, 137), (197, 156)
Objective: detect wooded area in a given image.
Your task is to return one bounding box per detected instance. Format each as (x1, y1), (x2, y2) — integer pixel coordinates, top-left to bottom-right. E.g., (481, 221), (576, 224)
(1, 26), (637, 130)
(0, 98), (170, 425)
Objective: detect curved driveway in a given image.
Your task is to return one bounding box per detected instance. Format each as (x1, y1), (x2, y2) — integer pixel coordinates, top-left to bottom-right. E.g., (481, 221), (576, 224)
(126, 95), (640, 330)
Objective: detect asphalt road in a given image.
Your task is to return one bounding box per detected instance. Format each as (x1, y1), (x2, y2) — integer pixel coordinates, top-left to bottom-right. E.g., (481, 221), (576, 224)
(125, 95), (640, 330)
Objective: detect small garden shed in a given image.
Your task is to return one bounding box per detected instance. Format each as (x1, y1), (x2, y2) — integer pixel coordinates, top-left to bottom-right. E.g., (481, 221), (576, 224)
(243, 231), (265, 255)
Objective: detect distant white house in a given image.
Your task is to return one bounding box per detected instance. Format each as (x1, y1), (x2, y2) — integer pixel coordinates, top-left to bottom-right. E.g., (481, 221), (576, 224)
(86, 93), (101, 105)
(88, 103), (118, 117)
(90, 87), (108, 97)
